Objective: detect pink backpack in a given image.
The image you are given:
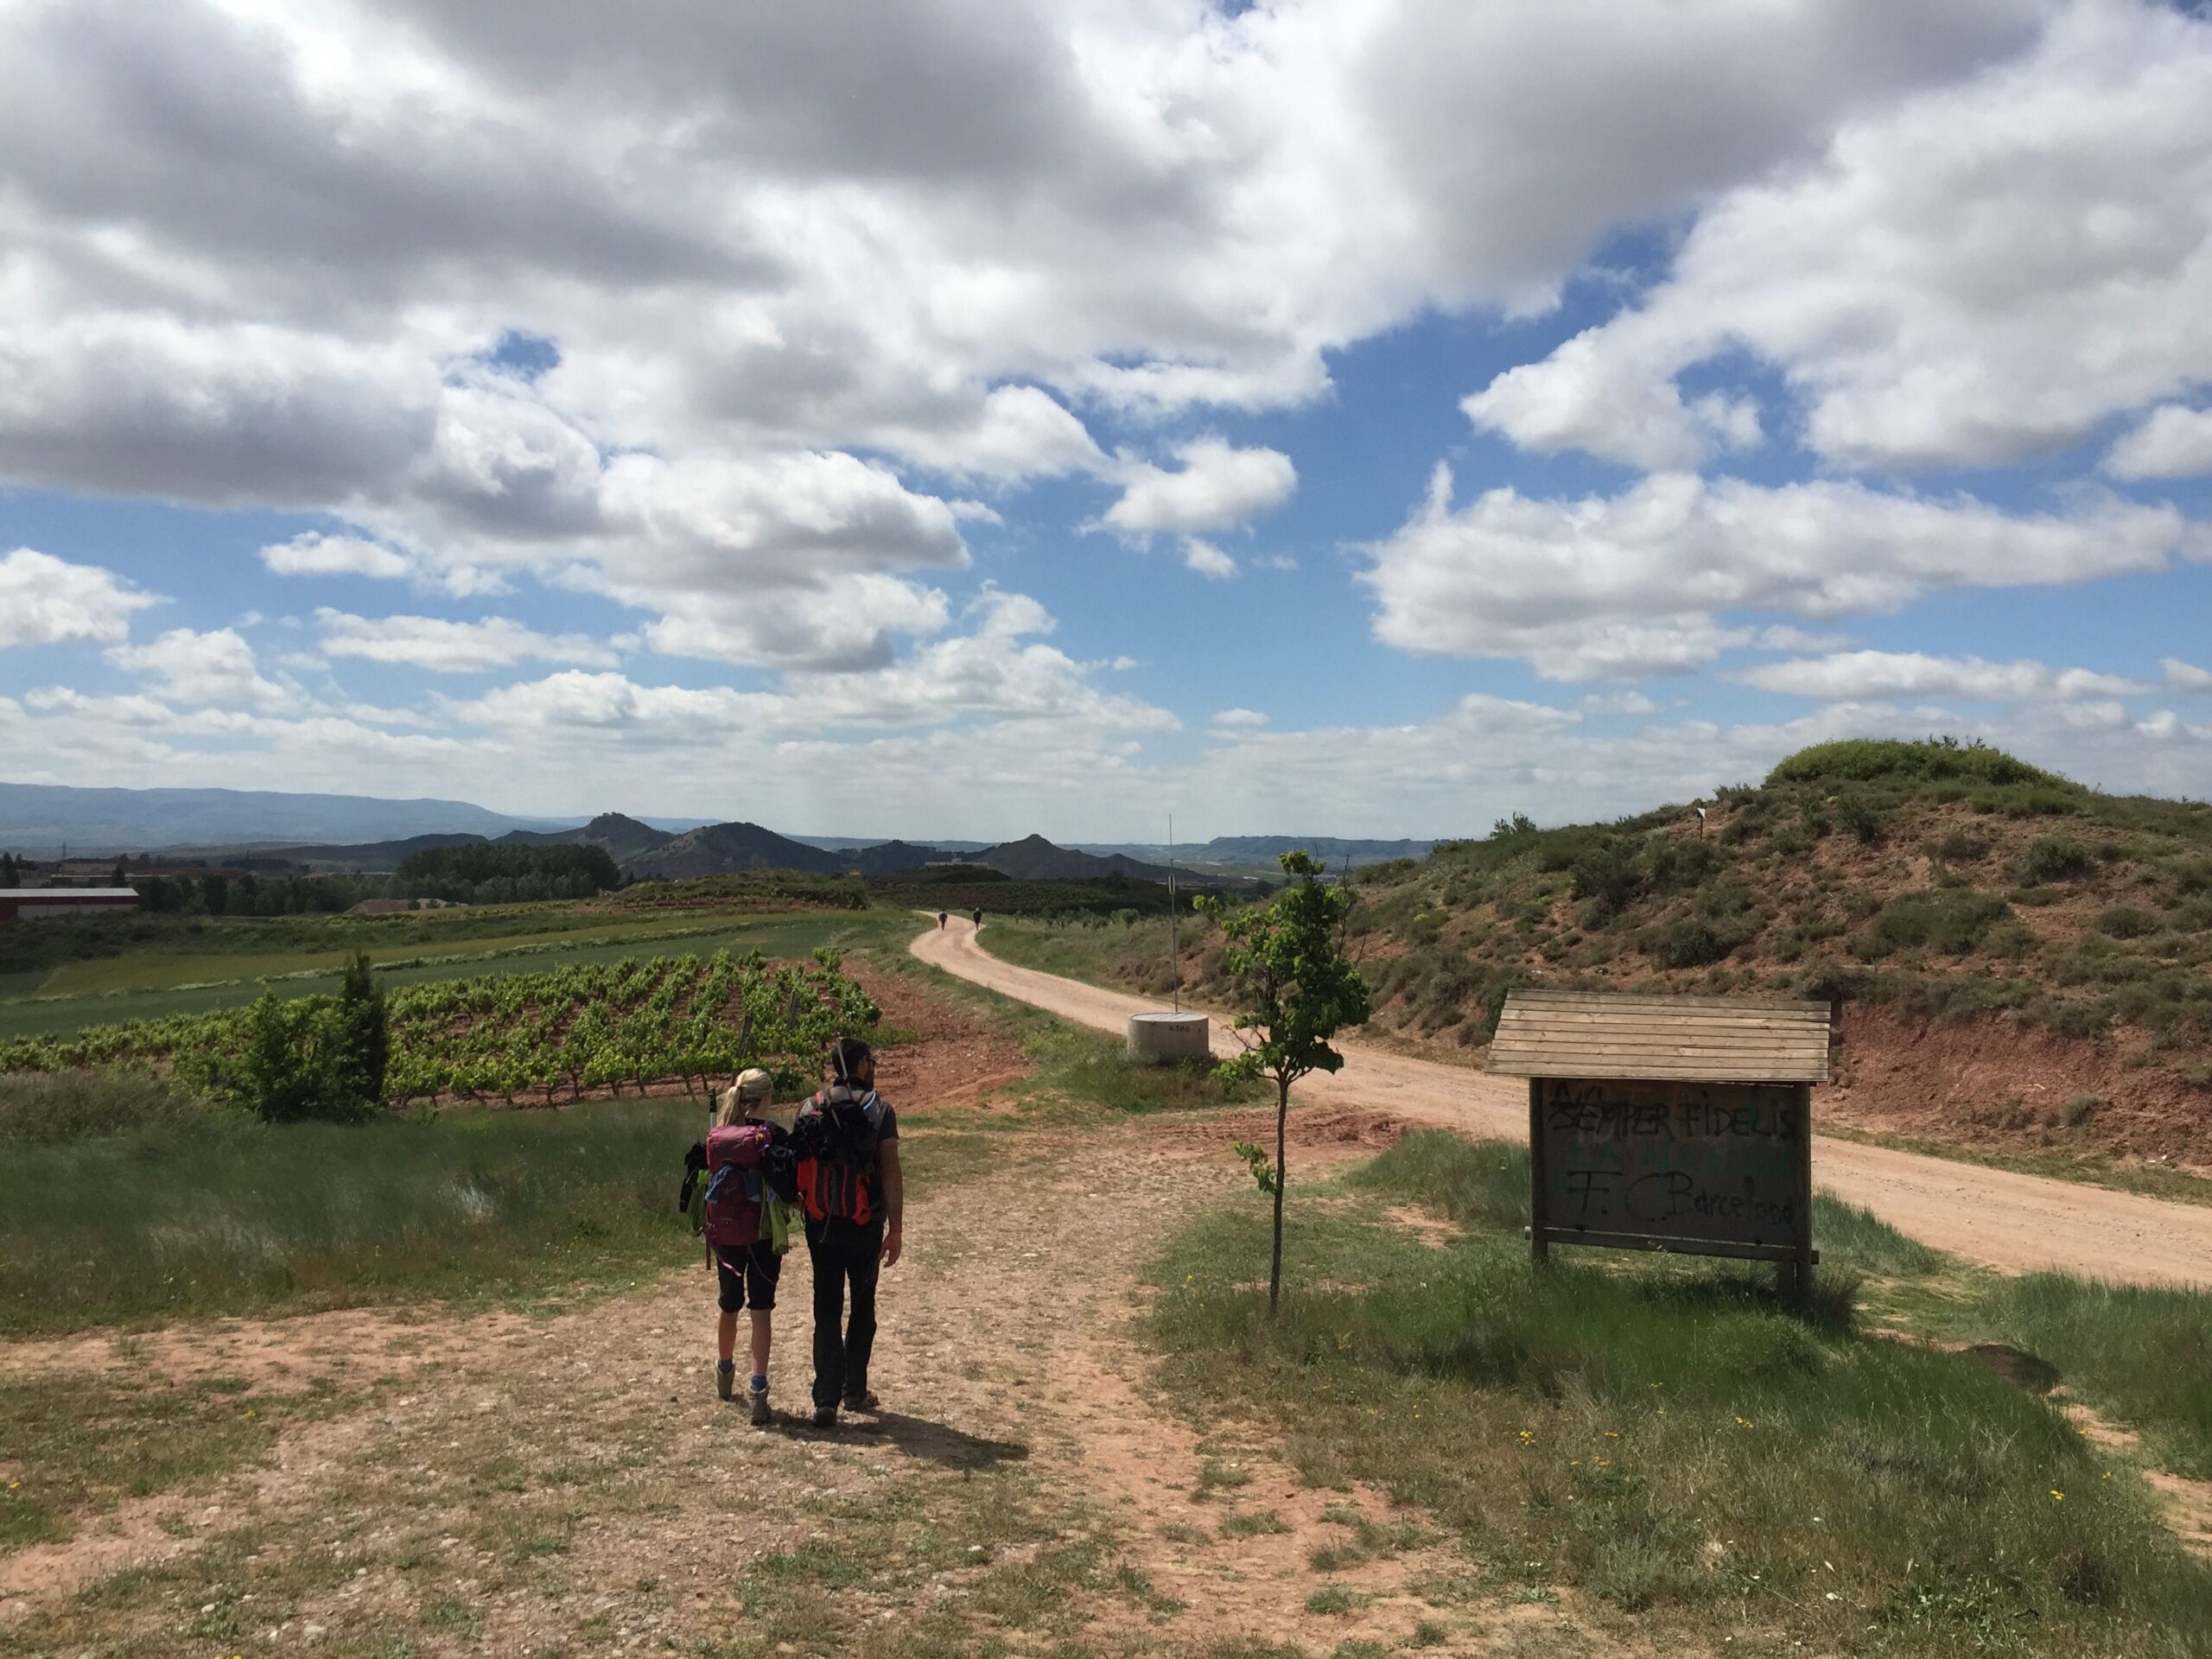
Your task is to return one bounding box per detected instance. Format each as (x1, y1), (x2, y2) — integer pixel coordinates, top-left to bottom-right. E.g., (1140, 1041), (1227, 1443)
(702, 1123), (772, 1249)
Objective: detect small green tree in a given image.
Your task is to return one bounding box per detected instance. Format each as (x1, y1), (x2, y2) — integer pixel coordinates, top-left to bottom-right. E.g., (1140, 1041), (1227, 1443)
(332, 950), (390, 1112)
(1198, 850), (1371, 1314)
(237, 992), (330, 1123)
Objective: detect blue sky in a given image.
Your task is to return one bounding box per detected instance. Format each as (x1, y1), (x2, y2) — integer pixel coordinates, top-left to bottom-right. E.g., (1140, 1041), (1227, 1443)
(3, 1), (2210, 840)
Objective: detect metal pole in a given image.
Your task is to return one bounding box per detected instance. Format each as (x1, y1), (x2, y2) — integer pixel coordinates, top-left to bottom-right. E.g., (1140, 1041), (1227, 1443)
(1528, 1077), (1549, 1264)
(1167, 812), (1180, 1013)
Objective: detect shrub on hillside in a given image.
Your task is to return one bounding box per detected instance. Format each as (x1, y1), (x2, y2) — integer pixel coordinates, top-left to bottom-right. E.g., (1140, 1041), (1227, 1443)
(2017, 836), (2093, 884)
(1767, 736), (2063, 789)
(1857, 889), (2013, 959)
(1568, 839), (1640, 920)
(1834, 792), (1885, 844)
(2094, 904), (2158, 941)
(1655, 917), (1732, 969)
(1929, 829), (1988, 864)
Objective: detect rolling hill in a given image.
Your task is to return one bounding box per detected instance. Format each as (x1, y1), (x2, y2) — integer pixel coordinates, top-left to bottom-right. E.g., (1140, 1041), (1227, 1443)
(1024, 740), (2212, 1173)
(496, 811), (677, 865)
(621, 820), (852, 880)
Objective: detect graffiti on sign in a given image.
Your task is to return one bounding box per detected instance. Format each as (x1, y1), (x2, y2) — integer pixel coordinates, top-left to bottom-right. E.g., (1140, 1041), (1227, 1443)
(1538, 1077), (1806, 1252)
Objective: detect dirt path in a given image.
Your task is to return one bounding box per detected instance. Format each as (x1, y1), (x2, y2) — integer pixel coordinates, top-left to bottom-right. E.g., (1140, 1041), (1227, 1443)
(915, 918), (2212, 1288)
(3, 1053), (1604, 1653)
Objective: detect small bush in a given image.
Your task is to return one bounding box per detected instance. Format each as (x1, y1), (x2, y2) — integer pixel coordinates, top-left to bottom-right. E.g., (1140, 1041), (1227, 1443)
(2094, 905), (2157, 941)
(1568, 840), (1641, 919)
(2062, 1093), (2101, 1128)
(1834, 793), (1884, 844)
(1656, 918), (1732, 969)
(1930, 830), (1988, 864)
(2018, 837), (2093, 883)
(1860, 890), (2013, 958)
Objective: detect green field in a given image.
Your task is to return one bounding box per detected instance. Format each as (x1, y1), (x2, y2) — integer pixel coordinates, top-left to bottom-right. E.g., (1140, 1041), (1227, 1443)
(0, 907), (915, 1039)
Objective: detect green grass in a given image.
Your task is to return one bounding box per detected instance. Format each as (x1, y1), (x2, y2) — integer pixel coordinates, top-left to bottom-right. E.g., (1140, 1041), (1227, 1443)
(1972, 1275), (2212, 1478)
(0, 1096), (704, 1331)
(1146, 1130), (2212, 1654)
(0, 1091), (999, 1332)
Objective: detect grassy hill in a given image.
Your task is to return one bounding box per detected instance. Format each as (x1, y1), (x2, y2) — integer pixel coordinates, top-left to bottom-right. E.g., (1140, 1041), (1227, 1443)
(999, 739), (2212, 1173)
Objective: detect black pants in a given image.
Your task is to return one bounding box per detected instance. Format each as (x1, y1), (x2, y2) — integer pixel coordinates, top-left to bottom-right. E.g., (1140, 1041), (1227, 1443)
(805, 1217), (883, 1408)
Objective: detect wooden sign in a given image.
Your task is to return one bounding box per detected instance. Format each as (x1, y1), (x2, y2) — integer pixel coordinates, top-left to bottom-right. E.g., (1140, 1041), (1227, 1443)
(1528, 1076), (1815, 1276)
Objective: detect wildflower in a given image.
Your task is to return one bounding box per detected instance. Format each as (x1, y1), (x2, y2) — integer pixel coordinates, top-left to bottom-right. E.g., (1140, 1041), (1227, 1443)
(1734, 1416), (1753, 1429)
(1604, 1431), (1620, 1439)
(2050, 1490), (2064, 1503)
(1518, 1429), (1535, 1444)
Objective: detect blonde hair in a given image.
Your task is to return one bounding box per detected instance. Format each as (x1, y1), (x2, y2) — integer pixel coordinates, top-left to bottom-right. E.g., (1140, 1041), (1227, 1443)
(715, 1068), (773, 1128)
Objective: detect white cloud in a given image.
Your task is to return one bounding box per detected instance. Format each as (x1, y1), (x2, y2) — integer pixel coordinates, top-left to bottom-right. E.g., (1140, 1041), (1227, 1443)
(457, 586), (1173, 741)
(1211, 708), (1268, 729)
(639, 575), (954, 674)
(105, 627), (292, 709)
(1753, 626), (1856, 653)
(1737, 651), (2148, 703)
(259, 533), (409, 581)
(257, 531), (511, 596)
(1362, 465), (2209, 681)
(1579, 690), (1659, 716)
(2166, 658), (2212, 695)
(314, 610), (620, 674)
(1182, 539), (1238, 581)
(0, 548), (161, 648)
(1103, 440), (1297, 538)
(2106, 404), (2212, 480)
(1465, 3), (2212, 472)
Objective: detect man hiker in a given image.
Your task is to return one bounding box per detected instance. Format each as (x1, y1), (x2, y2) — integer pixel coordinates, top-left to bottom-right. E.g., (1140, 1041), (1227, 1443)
(791, 1036), (903, 1427)
(970, 906), (982, 930)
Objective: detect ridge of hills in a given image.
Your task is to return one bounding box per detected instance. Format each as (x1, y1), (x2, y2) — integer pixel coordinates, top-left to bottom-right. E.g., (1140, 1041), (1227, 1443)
(166, 811), (1230, 887)
(0, 782), (575, 851)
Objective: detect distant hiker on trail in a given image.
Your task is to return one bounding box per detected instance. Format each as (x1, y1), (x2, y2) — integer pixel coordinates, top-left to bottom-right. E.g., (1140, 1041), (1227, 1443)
(790, 1036), (903, 1427)
(938, 910), (947, 929)
(679, 1069), (800, 1426)
(971, 906), (982, 930)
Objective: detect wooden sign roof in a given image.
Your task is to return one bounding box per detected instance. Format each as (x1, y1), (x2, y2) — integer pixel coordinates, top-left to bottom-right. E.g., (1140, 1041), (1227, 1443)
(1487, 988), (1831, 1084)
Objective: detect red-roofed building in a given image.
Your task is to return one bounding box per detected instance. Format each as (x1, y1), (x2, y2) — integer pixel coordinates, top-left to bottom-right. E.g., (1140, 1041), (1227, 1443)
(0, 887), (141, 921)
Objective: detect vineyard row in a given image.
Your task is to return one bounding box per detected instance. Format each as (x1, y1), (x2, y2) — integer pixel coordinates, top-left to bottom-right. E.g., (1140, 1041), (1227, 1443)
(0, 949), (880, 1109)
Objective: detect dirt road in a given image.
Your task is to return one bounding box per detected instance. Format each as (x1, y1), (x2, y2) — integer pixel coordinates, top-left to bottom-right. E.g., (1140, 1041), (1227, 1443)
(914, 918), (2212, 1288)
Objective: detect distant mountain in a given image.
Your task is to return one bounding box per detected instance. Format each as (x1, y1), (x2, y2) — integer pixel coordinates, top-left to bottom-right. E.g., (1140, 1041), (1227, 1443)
(621, 821), (851, 880)
(831, 839), (954, 876)
(784, 835), (994, 854)
(1077, 835), (1437, 870)
(499, 812), (676, 864)
(0, 782), (573, 855)
(971, 833), (1204, 885)
(265, 833), (486, 873)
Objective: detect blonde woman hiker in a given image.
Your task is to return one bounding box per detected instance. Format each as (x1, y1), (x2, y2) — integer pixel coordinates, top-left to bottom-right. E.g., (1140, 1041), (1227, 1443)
(680, 1069), (801, 1426)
